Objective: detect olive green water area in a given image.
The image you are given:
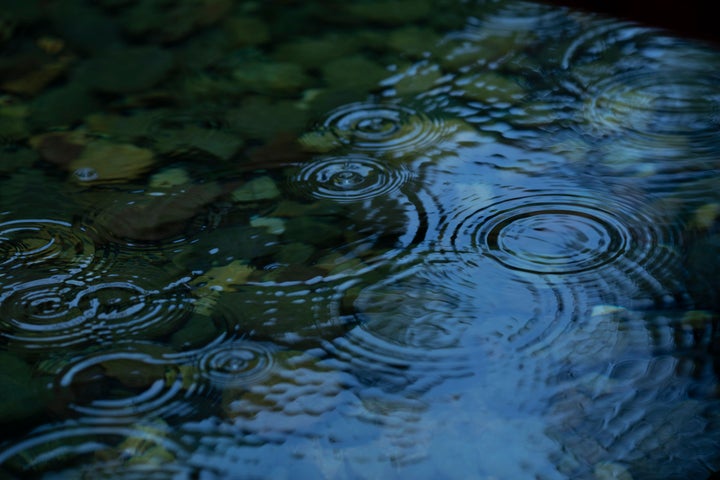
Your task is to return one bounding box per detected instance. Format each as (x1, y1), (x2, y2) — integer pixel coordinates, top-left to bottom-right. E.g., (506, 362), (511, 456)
(1, 0), (720, 478)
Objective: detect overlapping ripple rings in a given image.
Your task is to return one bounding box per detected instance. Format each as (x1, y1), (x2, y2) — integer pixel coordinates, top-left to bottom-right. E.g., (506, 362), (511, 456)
(580, 71), (720, 186)
(560, 20), (660, 90)
(325, 268), (474, 396)
(55, 348), (198, 420)
(583, 71), (720, 144)
(196, 340), (275, 389)
(446, 190), (679, 278)
(471, 0), (574, 35)
(545, 310), (720, 479)
(314, 102), (452, 157)
(351, 269), (470, 350)
(0, 421), (192, 479)
(290, 154), (412, 202)
(0, 218), (96, 274)
(0, 272), (193, 351)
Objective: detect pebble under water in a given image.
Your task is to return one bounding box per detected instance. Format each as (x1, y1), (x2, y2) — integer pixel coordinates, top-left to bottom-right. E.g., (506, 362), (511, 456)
(1, 0), (720, 478)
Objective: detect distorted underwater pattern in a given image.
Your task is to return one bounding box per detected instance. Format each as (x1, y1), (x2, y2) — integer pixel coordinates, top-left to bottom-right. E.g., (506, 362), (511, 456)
(1, 0), (720, 478)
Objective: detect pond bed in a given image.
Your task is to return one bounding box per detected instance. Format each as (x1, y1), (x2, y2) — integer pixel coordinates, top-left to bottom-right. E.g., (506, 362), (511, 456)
(1, 0), (720, 478)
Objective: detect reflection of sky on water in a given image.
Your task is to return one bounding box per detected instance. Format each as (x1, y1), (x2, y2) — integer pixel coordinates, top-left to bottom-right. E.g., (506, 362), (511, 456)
(2, 0), (720, 478)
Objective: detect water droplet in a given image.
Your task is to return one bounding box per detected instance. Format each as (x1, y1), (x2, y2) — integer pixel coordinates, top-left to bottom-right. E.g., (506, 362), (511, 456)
(73, 167), (99, 182)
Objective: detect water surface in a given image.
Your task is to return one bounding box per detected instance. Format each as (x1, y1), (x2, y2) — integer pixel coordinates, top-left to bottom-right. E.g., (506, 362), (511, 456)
(1, 0), (720, 478)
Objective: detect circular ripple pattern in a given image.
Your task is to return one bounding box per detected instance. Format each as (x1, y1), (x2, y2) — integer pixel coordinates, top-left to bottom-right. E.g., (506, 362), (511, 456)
(448, 191), (679, 278)
(290, 154), (412, 202)
(0, 219), (96, 274)
(560, 20), (660, 87)
(0, 273), (193, 351)
(0, 421), (191, 478)
(319, 102), (451, 156)
(55, 349), (198, 420)
(583, 72), (720, 146)
(545, 315), (720, 479)
(197, 340), (276, 389)
(475, 0), (575, 35)
(352, 268), (469, 350)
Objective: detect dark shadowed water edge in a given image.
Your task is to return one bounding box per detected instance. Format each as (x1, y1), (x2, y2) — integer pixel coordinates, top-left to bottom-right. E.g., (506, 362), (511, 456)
(1, 0), (720, 478)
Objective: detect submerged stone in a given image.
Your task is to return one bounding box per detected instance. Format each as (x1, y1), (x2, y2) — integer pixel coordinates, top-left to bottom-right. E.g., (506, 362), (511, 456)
(0, 147), (37, 173)
(0, 352), (49, 423)
(232, 61), (311, 95)
(170, 313), (220, 349)
(455, 71), (527, 104)
(95, 183), (223, 241)
(321, 55), (389, 94)
(272, 34), (362, 68)
(47, 0), (123, 54)
(250, 216), (285, 235)
(231, 176), (281, 202)
(149, 167), (191, 189)
(275, 242), (315, 264)
(690, 202), (720, 230)
(594, 461), (634, 480)
(282, 216), (346, 247)
(74, 47), (175, 94)
(174, 224), (281, 271)
(0, 55), (73, 96)
(29, 83), (100, 130)
(228, 97), (309, 141)
(388, 26), (441, 57)
(152, 122), (244, 161)
(99, 357), (168, 389)
(29, 130), (87, 166)
(224, 16), (270, 47)
(85, 112), (157, 142)
(120, 0), (233, 43)
(343, 0), (432, 25)
(69, 141), (155, 183)
(0, 102), (29, 144)
(392, 62), (445, 96)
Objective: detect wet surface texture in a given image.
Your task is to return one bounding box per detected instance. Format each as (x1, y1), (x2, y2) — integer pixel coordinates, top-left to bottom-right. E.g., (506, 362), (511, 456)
(1, 0), (720, 478)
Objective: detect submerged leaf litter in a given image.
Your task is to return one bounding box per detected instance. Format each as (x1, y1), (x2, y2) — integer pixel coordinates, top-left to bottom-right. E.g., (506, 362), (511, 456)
(1, 0), (720, 478)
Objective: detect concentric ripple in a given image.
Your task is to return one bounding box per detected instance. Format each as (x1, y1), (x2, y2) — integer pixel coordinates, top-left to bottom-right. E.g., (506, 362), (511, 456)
(0, 272), (193, 351)
(560, 19), (661, 91)
(471, 0), (575, 35)
(445, 190), (680, 280)
(314, 102), (452, 157)
(196, 340), (276, 389)
(0, 218), (96, 274)
(325, 325), (472, 398)
(55, 348), (199, 420)
(583, 71), (720, 145)
(289, 154), (412, 202)
(351, 268), (470, 350)
(545, 310), (720, 479)
(0, 421), (192, 478)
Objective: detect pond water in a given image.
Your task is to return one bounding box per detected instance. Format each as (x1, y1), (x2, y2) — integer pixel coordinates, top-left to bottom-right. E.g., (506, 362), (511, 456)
(1, 0), (720, 478)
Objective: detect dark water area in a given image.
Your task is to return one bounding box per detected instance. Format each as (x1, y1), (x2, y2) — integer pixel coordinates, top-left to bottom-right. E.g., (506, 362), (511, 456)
(538, 0), (717, 45)
(1, 0), (720, 478)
